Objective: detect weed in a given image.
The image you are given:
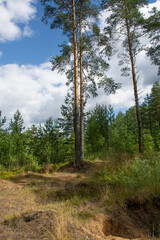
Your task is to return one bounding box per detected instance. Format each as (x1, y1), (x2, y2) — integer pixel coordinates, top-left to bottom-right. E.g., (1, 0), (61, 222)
(93, 154), (160, 206)
(0, 169), (22, 179)
(31, 185), (51, 203)
(3, 214), (20, 226)
(76, 174), (83, 179)
(77, 211), (93, 221)
(53, 206), (74, 240)
(152, 223), (160, 238)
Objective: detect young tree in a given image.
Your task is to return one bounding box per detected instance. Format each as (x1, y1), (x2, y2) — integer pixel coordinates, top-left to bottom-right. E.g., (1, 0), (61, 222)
(150, 81), (160, 127)
(43, 117), (62, 163)
(101, 0), (148, 153)
(0, 112), (9, 167)
(0, 111), (6, 131)
(86, 104), (115, 151)
(9, 110), (25, 165)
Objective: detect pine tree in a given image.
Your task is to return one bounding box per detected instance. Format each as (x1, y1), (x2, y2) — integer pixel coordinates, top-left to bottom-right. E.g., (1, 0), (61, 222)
(9, 110), (25, 165)
(41, 0), (81, 164)
(101, 0), (148, 153)
(141, 81), (160, 150)
(142, 7), (160, 75)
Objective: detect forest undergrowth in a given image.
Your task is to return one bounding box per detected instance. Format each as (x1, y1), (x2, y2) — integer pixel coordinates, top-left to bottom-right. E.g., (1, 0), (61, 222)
(0, 151), (160, 240)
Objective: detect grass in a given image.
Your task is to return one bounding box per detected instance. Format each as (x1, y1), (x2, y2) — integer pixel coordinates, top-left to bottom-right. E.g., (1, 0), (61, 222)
(0, 169), (22, 179)
(53, 207), (74, 240)
(91, 152), (160, 207)
(1, 151), (160, 239)
(76, 211), (94, 221)
(85, 150), (134, 163)
(50, 179), (105, 204)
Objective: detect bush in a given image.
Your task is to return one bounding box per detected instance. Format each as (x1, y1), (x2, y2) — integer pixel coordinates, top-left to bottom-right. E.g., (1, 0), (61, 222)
(22, 153), (41, 172)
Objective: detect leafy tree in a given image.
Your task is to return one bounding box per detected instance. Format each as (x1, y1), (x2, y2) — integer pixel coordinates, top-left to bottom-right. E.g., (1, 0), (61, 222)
(101, 0), (149, 153)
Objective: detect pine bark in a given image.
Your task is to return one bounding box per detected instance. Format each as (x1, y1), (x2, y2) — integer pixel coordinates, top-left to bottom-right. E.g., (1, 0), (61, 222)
(79, 1), (84, 161)
(72, 0), (81, 164)
(125, 17), (144, 153)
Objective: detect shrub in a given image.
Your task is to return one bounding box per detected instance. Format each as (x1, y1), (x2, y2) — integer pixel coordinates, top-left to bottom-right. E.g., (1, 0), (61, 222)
(95, 153), (160, 203)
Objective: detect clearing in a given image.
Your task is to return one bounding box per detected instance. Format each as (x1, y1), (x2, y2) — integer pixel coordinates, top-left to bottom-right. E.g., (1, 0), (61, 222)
(0, 161), (159, 240)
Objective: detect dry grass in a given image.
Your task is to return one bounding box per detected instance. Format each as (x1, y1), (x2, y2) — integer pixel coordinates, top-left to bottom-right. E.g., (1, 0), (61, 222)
(1, 163), (159, 240)
(54, 206), (74, 240)
(0, 183), (37, 222)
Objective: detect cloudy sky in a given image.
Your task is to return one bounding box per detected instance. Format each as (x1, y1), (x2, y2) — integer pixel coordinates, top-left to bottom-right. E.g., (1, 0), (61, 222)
(0, 0), (159, 127)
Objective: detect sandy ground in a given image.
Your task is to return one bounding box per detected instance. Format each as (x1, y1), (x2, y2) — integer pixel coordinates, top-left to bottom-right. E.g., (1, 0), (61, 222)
(0, 169), (159, 240)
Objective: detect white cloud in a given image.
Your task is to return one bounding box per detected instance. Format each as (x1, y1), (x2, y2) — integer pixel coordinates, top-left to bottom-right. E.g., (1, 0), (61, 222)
(0, 63), (68, 127)
(23, 25), (33, 37)
(91, 0), (160, 113)
(0, 0), (36, 42)
(0, 1), (160, 127)
(140, 0), (160, 18)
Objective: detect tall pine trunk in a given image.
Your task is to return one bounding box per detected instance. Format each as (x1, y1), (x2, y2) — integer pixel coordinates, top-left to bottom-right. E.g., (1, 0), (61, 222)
(72, 0), (81, 164)
(79, 1), (84, 162)
(125, 17), (144, 153)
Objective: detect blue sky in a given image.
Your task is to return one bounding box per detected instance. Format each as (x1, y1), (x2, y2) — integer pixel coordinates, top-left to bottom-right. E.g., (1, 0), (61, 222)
(0, 0), (157, 65)
(0, 0), (159, 127)
(0, 1), (66, 65)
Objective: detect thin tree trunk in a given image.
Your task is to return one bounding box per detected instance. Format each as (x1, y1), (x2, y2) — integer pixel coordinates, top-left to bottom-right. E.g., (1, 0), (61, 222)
(79, 1), (84, 161)
(72, 0), (81, 164)
(125, 17), (144, 153)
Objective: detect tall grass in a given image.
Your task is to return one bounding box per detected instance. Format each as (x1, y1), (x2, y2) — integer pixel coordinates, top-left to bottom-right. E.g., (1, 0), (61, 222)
(93, 152), (160, 205)
(85, 150), (134, 163)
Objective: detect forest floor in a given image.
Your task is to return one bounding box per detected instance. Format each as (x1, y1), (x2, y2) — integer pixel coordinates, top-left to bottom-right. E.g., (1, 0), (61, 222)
(0, 161), (160, 240)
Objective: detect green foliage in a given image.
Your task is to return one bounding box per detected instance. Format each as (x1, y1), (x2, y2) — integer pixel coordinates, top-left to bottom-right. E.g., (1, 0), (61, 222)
(96, 153), (160, 202)
(86, 117), (105, 152)
(0, 164), (5, 171)
(9, 110), (25, 166)
(110, 111), (138, 153)
(0, 81), (159, 170)
(86, 104), (114, 152)
(77, 211), (93, 221)
(143, 129), (154, 152)
(101, 0), (148, 69)
(57, 133), (75, 163)
(0, 169), (22, 180)
(141, 81), (160, 150)
(85, 150), (112, 161)
(142, 7), (160, 75)
(22, 154), (41, 172)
